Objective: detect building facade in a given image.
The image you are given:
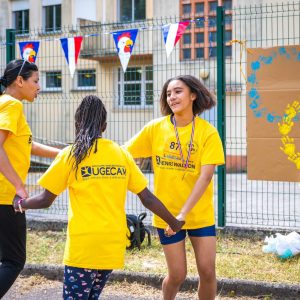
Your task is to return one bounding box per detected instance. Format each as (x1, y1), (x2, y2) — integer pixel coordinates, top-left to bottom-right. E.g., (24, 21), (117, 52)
(0, 0), (294, 170)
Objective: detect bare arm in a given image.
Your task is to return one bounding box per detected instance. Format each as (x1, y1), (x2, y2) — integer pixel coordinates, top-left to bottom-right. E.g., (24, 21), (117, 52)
(13, 189), (57, 210)
(177, 164), (216, 220)
(31, 141), (60, 158)
(137, 187), (185, 232)
(0, 129), (28, 198)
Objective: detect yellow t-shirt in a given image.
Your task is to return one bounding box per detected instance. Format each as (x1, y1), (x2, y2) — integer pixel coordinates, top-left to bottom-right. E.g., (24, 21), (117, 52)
(125, 115), (225, 229)
(38, 138), (148, 270)
(0, 95), (32, 205)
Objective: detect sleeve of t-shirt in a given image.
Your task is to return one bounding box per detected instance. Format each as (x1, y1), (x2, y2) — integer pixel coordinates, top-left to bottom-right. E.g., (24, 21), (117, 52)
(201, 128), (225, 166)
(123, 149), (148, 194)
(0, 100), (22, 135)
(124, 121), (153, 158)
(38, 147), (72, 195)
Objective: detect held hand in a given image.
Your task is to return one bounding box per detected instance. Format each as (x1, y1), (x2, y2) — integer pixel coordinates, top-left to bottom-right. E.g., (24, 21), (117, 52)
(164, 214), (186, 237)
(12, 195), (26, 213)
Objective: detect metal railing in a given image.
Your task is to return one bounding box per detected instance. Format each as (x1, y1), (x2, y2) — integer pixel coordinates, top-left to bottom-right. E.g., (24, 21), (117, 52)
(1, 2), (299, 229)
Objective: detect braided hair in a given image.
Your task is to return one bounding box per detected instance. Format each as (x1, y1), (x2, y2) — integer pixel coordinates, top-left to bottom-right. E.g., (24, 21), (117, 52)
(70, 95), (107, 175)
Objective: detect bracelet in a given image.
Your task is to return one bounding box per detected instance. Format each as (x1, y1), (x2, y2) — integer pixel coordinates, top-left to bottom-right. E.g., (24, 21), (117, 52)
(17, 198), (24, 213)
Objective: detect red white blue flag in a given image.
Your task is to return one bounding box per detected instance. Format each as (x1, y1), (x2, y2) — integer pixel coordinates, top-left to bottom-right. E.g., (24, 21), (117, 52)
(162, 21), (190, 58)
(112, 29), (138, 72)
(19, 41), (40, 62)
(60, 36), (83, 78)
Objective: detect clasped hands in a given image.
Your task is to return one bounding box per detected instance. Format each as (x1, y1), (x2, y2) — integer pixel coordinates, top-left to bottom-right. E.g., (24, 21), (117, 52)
(164, 213), (186, 237)
(12, 195), (27, 213)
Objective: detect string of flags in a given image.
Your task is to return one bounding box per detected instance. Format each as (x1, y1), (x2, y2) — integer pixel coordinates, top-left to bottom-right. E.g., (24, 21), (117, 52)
(17, 18), (217, 74)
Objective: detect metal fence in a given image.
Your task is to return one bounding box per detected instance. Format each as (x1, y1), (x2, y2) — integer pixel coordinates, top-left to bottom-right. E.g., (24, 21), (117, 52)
(1, 2), (299, 229)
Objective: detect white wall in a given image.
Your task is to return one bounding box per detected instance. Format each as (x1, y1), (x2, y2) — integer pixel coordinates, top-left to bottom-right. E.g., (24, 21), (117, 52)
(74, 0), (97, 25)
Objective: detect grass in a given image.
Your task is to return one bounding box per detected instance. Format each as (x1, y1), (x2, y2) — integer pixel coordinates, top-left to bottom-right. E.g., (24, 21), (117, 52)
(26, 229), (300, 284)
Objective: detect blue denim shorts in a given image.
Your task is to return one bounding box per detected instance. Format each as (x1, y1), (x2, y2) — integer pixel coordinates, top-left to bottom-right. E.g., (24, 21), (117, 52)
(157, 225), (216, 245)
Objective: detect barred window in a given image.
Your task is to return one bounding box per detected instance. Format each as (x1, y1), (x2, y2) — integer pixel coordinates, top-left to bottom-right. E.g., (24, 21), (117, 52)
(43, 5), (61, 32)
(44, 71), (62, 91)
(180, 0), (232, 60)
(76, 69), (96, 89)
(117, 66), (153, 108)
(13, 10), (29, 35)
(119, 0), (146, 22)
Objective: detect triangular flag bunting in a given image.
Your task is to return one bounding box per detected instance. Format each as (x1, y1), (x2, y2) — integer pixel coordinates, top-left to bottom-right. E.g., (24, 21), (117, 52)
(60, 36), (83, 78)
(112, 29), (138, 72)
(19, 41), (40, 62)
(162, 21), (190, 58)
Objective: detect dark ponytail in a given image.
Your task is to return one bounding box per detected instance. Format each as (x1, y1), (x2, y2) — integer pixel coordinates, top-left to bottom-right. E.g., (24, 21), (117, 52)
(70, 95), (107, 175)
(0, 59), (38, 95)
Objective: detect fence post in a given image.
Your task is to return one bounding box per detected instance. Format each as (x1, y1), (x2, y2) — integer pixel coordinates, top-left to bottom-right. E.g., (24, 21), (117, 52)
(216, 6), (226, 227)
(6, 29), (15, 64)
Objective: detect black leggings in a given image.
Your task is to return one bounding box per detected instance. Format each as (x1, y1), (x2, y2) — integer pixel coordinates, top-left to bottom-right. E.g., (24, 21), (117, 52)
(0, 205), (26, 299)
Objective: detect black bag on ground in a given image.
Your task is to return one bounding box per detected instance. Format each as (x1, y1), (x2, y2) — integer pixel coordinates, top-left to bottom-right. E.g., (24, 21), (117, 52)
(126, 212), (151, 249)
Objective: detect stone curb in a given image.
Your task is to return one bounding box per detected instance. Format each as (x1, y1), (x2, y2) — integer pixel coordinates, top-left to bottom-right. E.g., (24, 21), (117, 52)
(22, 264), (300, 299)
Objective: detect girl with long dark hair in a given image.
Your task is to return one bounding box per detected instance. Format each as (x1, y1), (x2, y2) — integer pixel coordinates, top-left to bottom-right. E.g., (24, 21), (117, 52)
(0, 59), (60, 298)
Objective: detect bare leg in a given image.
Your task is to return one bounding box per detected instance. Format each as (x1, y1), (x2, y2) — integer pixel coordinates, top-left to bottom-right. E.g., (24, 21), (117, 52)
(162, 240), (187, 300)
(189, 236), (216, 300)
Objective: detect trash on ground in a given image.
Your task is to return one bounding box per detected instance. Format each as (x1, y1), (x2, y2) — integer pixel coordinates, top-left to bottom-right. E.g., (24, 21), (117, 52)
(262, 231), (300, 259)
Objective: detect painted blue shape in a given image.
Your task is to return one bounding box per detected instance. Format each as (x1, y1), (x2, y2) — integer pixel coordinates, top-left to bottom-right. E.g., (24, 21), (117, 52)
(253, 109), (264, 118)
(267, 113), (275, 122)
(248, 73), (256, 84)
(297, 53), (300, 61)
(249, 99), (260, 109)
(251, 61), (260, 70)
(279, 47), (287, 55)
(248, 88), (259, 99)
(262, 56), (273, 64)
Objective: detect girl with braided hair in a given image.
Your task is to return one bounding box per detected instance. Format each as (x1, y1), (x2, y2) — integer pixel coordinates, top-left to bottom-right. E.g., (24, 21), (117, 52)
(13, 95), (184, 300)
(0, 59), (60, 298)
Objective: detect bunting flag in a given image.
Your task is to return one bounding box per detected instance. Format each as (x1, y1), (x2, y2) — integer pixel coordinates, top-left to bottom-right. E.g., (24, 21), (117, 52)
(162, 21), (190, 58)
(60, 36), (83, 78)
(19, 41), (40, 62)
(112, 29), (138, 72)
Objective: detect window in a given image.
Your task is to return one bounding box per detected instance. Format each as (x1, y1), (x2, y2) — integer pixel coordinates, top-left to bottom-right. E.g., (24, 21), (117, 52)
(183, 33), (191, 45)
(196, 32), (204, 43)
(119, 0), (146, 22)
(44, 71), (62, 91)
(180, 0), (232, 60)
(75, 69), (96, 90)
(117, 66), (153, 107)
(195, 3), (204, 14)
(13, 10), (29, 34)
(43, 5), (61, 32)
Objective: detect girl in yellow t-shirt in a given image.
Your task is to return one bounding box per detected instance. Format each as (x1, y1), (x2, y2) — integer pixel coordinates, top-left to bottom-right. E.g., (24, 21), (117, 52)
(13, 95), (184, 300)
(0, 59), (60, 298)
(125, 75), (225, 300)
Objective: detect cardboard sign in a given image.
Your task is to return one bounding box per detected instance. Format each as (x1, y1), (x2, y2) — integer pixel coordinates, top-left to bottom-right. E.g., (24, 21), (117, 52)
(247, 45), (300, 182)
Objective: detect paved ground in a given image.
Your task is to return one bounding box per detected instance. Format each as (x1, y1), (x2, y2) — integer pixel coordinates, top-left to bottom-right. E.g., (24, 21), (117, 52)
(3, 275), (261, 300)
